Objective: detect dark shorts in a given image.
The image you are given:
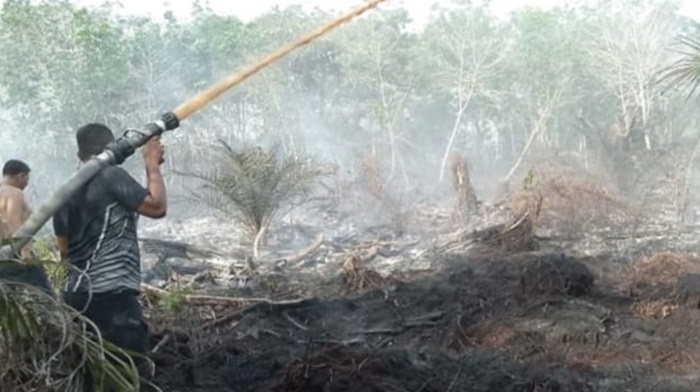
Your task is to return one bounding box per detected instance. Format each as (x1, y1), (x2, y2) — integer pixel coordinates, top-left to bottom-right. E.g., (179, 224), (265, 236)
(64, 290), (151, 391)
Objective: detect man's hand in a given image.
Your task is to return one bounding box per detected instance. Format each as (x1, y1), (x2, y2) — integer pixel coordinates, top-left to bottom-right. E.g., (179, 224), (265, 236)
(142, 136), (164, 167)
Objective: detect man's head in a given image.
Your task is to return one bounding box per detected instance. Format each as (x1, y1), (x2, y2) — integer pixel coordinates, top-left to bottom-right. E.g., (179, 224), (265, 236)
(2, 159), (30, 190)
(76, 123), (115, 162)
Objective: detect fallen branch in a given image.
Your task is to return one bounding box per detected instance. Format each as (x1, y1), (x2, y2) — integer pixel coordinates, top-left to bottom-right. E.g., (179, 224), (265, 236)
(354, 312), (445, 336)
(286, 234), (324, 266)
(294, 337), (363, 345)
(283, 311), (309, 331)
(141, 283), (306, 306)
(151, 334), (171, 354)
(200, 309), (244, 331)
(356, 328), (401, 335)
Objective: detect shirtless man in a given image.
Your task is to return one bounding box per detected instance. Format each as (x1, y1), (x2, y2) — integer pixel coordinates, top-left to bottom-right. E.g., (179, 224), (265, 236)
(0, 159), (52, 292)
(0, 160), (32, 256)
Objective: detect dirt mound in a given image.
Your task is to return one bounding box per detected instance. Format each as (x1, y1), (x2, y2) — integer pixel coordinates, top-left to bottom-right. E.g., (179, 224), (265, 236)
(519, 254), (595, 297)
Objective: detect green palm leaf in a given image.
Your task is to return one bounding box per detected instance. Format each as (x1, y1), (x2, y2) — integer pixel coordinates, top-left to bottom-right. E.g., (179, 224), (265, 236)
(176, 140), (332, 240)
(0, 263), (156, 392)
(658, 22), (700, 99)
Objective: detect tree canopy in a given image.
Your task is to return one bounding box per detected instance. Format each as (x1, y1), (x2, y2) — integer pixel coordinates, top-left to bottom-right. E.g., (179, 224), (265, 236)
(0, 0), (696, 199)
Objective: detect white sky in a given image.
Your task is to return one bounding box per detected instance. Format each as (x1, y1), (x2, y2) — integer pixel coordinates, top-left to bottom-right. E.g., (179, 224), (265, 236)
(71, 0), (700, 25)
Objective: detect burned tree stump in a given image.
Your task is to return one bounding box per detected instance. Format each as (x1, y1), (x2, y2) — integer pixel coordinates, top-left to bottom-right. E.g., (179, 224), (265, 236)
(475, 194), (542, 253)
(450, 153), (480, 223)
(519, 254), (595, 297)
(341, 248), (386, 295)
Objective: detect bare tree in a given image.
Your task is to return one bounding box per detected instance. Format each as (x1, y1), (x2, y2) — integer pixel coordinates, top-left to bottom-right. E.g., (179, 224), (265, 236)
(335, 10), (416, 187)
(503, 81), (570, 182)
(586, 2), (677, 151)
(425, 5), (506, 182)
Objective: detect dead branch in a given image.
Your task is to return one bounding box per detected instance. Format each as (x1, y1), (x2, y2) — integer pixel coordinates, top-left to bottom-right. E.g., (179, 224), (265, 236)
(141, 284), (307, 306)
(341, 246), (386, 296)
(283, 311), (309, 331)
(200, 308), (244, 331)
(354, 312), (445, 336)
(287, 234), (325, 266)
(151, 334), (172, 354)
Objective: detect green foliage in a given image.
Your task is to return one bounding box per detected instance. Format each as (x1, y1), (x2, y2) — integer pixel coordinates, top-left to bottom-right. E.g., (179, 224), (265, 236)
(158, 286), (193, 314)
(0, 278), (153, 392)
(31, 237), (65, 288)
(181, 141), (331, 239)
(659, 22), (700, 98)
(0, 0), (696, 200)
(0, 235), (152, 391)
(0, 0), (131, 126)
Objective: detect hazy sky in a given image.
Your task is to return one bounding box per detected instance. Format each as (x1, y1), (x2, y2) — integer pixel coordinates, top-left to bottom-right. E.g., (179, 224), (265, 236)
(72, 0), (700, 25)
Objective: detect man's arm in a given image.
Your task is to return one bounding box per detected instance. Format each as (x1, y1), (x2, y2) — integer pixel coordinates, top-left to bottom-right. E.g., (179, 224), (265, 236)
(107, 137), (166, 218)
(138, 164), (166, 218)
(138, 136), (167, 218)
(107, 166), (166, 219)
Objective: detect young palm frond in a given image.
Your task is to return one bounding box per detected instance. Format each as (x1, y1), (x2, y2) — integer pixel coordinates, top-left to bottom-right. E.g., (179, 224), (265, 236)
(178, 140), (331, 242)
(657, 23), (700, 99)
(0, 260), (151, 392)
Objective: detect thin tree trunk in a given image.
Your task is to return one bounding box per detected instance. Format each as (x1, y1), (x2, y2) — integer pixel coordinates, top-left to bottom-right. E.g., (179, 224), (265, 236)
(678, 137), (700, 222)
(439, 104), (469, 182)
(504, 110), (549, 183)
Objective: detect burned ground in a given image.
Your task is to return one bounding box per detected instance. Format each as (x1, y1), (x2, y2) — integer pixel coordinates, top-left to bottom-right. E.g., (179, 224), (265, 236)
(142, 234), (700, 392)
(137, 162), (700, 392)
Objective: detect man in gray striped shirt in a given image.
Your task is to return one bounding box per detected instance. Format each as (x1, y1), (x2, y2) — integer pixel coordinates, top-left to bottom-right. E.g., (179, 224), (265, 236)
(53, 123), (166, 391)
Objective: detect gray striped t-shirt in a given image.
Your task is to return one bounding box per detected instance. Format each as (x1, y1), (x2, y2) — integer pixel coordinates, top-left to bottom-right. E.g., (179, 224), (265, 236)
(53, 165), (148, 294)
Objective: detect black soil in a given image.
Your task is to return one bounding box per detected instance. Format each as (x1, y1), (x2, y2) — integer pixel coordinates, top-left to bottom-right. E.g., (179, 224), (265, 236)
(147, 251), (700, 392)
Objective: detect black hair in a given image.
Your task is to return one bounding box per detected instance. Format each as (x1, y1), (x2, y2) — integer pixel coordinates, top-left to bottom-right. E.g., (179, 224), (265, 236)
(76, 123), (115, 160)
(2, 159), (30, 176)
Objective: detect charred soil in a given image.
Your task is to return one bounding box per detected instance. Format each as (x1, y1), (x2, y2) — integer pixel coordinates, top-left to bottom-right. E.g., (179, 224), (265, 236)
(140, 160), (700, 391)
(146, 248), (700, 392)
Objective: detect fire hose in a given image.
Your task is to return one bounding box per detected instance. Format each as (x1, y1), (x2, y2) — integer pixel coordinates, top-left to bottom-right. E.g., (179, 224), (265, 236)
(0, 0), (389, 260)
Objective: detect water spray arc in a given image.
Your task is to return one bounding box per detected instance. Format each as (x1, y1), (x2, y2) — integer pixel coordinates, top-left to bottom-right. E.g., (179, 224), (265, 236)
(0, 0), (390, 260)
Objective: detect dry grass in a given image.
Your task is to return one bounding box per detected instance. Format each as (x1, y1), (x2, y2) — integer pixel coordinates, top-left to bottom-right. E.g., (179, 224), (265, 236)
(444, 319), (517, 352)
(630, 299), (677, 320)
(495, 163), (642, 236)
(357, 152), (385, 201)
(353, 151), (411, 231)
(626, 252), (700, 318)
(632, 252), (697, 284)
(341, 250), (388, 295)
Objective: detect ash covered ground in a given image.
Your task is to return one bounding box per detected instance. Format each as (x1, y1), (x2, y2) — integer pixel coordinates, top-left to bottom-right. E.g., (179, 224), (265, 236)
(135, 164), (700, 392)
